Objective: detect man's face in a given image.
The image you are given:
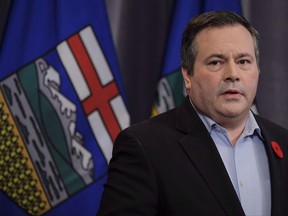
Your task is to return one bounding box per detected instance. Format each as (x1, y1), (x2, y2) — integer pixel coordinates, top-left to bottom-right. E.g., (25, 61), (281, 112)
(182, 25), (259, 125)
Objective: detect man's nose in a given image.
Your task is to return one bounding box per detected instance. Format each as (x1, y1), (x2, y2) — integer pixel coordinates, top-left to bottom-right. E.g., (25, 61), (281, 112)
(224, 62), (240, 82)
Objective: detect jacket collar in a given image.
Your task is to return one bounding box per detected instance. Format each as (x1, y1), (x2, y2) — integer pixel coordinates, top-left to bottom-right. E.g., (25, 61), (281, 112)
(254, 115), (286, 216)
(176, 97), (245, 216)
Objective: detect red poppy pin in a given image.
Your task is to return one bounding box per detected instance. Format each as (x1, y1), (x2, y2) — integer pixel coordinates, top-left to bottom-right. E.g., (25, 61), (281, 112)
(271, 141), (283, 159)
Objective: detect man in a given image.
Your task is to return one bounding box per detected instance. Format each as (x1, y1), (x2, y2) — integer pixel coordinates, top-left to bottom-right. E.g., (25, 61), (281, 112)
(97, 11), (288, 216)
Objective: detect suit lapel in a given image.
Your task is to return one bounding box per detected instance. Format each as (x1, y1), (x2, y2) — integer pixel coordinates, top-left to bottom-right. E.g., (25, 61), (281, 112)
(176, 98), (245, 216)
(255, 117), (286, 216)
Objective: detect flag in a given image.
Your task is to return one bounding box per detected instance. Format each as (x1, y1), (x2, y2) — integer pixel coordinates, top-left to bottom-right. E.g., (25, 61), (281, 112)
(152, 0), (243, 115)
(0, 1), (130, 215)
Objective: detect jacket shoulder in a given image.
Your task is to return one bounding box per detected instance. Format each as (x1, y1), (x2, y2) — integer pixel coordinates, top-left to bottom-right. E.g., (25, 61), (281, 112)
(122, 108), (178, 138)
(255, 114), (288, 137)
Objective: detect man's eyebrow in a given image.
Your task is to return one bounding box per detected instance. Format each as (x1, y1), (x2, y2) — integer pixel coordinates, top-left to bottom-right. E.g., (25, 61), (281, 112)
(206, 53), (226, 60)
(237, 53), (254, 58)
(206, 53), (254, 60)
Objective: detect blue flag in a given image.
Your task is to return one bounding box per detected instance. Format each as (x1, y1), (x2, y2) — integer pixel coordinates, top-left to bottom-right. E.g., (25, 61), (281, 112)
(152, 0), (242, 115)
(0, 1), (130, 215)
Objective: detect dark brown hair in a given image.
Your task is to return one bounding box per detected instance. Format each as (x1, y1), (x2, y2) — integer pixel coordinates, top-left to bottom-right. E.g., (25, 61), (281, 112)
(181, 10), (260, 74)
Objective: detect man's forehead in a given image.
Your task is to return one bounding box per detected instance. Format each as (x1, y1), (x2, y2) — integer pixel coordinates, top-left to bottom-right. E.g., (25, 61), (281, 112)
(194, 25), (255, 52)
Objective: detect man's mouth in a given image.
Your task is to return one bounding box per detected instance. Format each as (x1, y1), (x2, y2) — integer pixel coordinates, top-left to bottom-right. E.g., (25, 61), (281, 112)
(221, 89), (243, 99)
(223, 89), (242, 95)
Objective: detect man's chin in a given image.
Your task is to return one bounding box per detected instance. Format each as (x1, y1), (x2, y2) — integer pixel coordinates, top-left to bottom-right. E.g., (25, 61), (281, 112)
(217, 106), (249, 119)
(224, 112), (249, 121)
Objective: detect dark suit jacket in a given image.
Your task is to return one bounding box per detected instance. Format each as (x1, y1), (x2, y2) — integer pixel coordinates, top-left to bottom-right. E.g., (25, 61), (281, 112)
(97, 97), (288, 216)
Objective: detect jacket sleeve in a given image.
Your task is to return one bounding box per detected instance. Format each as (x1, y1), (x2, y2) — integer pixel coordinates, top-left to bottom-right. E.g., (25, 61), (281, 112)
(97, 128), (159, 216)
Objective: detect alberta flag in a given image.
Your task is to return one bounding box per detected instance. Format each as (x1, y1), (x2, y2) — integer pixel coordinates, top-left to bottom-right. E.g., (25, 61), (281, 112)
(152, 0), (243, 115)
(0, 1), (129, 215)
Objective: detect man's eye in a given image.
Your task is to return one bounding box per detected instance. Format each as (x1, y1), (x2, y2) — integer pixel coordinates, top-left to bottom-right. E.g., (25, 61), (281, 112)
(207, 60), (223, 71)
(209, 61), (220, 65)
(239, 59), (250, 64)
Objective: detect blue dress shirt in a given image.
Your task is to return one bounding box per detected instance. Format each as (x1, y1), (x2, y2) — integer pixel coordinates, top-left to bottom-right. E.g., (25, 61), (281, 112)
(197, 110), (271, 216)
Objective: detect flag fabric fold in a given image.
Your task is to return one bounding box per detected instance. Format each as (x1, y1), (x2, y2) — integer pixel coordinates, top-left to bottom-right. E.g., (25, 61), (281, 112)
(0, 1), (130, 215)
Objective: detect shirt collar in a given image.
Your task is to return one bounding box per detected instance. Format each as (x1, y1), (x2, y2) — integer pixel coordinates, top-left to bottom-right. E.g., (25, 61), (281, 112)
(189, 99), (262, 138)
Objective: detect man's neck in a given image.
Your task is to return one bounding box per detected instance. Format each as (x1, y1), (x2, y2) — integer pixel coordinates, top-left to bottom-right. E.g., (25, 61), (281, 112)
(216, 115), (248, 146)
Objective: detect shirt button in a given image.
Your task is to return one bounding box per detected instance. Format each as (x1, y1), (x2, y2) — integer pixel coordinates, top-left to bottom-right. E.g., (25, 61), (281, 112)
(239, 181), (244, 188)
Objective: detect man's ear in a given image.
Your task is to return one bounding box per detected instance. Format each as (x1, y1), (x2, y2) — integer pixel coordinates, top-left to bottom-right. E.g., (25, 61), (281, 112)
(181, 67), (191, 92)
